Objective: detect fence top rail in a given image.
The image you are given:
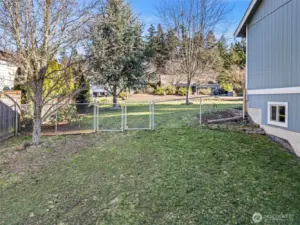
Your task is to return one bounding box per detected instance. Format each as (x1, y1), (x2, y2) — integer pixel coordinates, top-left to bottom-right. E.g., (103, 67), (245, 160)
(154, 96), (243, 103)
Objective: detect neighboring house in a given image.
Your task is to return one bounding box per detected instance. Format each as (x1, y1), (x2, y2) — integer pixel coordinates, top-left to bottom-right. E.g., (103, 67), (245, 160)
(90, 84), (108, 97)
(235, 0), (300, 155)
(159, 74), (218, 95)
(0, 51), (17, 91)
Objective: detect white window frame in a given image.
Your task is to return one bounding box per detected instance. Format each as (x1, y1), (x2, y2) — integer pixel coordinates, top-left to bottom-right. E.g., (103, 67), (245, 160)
(267, 102), (288, 128)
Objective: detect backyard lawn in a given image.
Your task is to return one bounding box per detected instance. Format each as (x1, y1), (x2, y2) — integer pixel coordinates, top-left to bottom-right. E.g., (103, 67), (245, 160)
(1, 127), (300, 224)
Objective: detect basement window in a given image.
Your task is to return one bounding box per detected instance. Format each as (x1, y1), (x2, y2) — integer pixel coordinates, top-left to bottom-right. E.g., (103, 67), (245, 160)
(268, 102), (288, 128)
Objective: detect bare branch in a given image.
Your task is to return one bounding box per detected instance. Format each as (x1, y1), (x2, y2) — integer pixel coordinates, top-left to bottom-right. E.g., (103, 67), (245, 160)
(157, 0), (232, 103)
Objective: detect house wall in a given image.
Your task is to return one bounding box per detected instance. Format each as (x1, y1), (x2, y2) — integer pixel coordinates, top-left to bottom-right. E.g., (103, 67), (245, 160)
(250, 0), (290, 26)
(248, 94), (300, 133)
(247, 0), (300, 90)
(247, 0), (300, 132)
(247, 95), (300, 156)
(0, 60), (17, 90)
(246, 0), (300, 154)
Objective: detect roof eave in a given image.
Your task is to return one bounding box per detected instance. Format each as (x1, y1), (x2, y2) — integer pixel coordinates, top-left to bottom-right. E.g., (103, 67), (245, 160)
(234, 0), (262, 38)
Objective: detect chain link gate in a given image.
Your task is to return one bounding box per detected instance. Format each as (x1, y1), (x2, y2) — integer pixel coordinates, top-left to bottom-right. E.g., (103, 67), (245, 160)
(97, 101), (154, 132)
(124, 101), (154, 130)
(96, 103), (124, 132)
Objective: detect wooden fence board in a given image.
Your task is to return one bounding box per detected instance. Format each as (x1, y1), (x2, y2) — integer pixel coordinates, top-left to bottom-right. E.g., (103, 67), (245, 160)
(0, 101), (17, 142)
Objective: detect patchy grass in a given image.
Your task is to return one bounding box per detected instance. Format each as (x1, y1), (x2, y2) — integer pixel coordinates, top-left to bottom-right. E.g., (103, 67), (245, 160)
(1, 128), (300, 224)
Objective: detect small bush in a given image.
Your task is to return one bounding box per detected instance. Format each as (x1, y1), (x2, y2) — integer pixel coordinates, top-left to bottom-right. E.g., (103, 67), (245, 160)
(119, 92), (128, 100)
(21, 115), (33, 130)
(165, 86), (176, 95)
(62, 105), (80, 124)
(49, 105), (80, 126)
(221, 83), (234, 92)
(154, 87), (166, 96)
(177, 87), (192, 96)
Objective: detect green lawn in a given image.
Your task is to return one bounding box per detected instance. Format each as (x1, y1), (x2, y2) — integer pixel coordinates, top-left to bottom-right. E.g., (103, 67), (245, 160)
(1, 127), (300, 224)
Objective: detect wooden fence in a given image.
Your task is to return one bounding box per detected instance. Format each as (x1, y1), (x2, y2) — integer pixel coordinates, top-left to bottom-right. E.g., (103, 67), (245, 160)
(0, 101), (18, 142)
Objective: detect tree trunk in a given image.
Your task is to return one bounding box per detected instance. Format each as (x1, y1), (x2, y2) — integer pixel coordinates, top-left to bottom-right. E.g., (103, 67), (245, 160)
(32, 117), (42, 145)
(113, 85), (118, 107)
(32, 79), (43, 145)
(186, 80), (191, 105)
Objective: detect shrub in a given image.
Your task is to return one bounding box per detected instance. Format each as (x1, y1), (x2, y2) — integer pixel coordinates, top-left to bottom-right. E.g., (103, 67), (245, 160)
(119, 92), (128, 100)
(154, 87), (166, 96)
(177, 87), (192, 96)
(199, 88), (211, 95)
(62, 105), (80, 124)
(49, 105), (80, 126)
(165, 86), (176, 95)
(221, 83), (234, 92)
(21, 114), (33, 130)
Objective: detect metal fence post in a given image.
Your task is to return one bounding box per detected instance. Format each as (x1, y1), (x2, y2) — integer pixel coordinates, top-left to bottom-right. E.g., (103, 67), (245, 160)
(152, 101), (155, 130)
(96, 104), (99, 132)
(121, 105), (124, 131)
(199, 97), (202, 125)
(149, 101), (152, 130)
(124, 102), (127, 131)
(93, 104), (96, 132)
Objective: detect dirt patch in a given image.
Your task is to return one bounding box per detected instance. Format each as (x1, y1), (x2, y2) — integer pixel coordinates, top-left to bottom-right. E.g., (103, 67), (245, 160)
(201, 108), (243, 122)
(0, 134), (101, 183)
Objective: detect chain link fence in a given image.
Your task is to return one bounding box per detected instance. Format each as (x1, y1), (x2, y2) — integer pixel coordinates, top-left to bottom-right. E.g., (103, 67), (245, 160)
(153, 98), (201, 128)
(20, 103), (95, 135)
(200, 97), (244, 123)
(6, 96), (243, 138)
(153, 96), (243, 129)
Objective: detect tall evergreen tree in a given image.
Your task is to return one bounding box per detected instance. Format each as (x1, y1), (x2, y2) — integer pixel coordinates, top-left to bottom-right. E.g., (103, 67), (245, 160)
(145, 24), (157, 59)
(230, 39), (246, 68)
(217, 38), (232, 70)
(166, 29), (178, 59)
(155, 24), (168, 71)
(90, 0), (146, 106)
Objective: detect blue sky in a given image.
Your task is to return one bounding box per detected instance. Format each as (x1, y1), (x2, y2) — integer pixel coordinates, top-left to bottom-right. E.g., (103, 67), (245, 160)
(130, 0), (251, 41)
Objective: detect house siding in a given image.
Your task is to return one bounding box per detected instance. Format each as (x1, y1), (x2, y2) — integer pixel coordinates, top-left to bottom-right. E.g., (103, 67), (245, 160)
(0, 61), (17, 90)
(250, 0), (291, 26)
(247, 0), (300, 90)
(248, 94), (300, 133)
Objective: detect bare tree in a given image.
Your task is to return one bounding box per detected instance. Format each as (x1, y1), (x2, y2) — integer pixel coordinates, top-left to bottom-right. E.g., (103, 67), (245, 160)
(157, 0), (232, 104)
(0, 0), (100, 145)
